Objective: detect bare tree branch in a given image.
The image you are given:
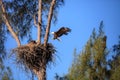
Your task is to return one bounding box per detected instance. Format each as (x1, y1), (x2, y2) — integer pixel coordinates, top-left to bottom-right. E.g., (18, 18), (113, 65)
(37, 0), (42, 45)
(44, 0), (56, 47)
(0, 0), (21, 47)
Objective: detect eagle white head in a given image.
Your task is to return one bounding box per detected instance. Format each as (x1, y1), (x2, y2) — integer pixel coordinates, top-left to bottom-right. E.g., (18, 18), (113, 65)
(51, 32), (55, 34)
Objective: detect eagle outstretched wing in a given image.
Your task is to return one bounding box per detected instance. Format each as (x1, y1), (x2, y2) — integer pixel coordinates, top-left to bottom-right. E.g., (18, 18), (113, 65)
(56, 27), (71, 37)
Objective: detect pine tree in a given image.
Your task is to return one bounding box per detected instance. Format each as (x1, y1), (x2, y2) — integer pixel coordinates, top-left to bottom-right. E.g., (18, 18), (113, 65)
(0, 0), (64, 80)
(67, 21), (108, 80)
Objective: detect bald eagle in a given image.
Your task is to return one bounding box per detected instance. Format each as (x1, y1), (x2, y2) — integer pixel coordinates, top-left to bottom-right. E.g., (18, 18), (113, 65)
(51, 27), (71, 41)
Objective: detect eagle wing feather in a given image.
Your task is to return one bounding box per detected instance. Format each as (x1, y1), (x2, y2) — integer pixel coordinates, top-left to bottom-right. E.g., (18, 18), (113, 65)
(56, 27), (71, 37)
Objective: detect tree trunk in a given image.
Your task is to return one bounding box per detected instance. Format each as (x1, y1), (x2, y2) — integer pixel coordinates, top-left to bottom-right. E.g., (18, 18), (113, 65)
(44, 0), (56, 47)
(37, 0), (42, 45)
(37, 68), (46, 80)
(0, 1), (21, 47)
(33, 62), (46, 80)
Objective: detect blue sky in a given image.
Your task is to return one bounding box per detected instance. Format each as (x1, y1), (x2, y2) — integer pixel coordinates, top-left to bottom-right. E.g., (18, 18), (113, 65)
(5, 0), (120, 80)
(48, 0), (120, 79)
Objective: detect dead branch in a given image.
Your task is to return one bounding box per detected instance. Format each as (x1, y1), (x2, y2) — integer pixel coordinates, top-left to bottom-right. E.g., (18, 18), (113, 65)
(0, 0), (21, 47)
(44, 0), (56, 47)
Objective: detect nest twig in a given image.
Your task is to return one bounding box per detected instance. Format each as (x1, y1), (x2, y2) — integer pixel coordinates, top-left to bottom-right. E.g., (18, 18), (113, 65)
(12, 42), (56, 71)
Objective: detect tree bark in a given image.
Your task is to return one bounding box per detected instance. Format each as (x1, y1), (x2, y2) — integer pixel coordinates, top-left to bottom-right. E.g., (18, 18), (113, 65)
(37, 0), (42, 45)
(44, 0), (56, 47)
(0, 1), (21, 47)
(33, 62), (46, 80)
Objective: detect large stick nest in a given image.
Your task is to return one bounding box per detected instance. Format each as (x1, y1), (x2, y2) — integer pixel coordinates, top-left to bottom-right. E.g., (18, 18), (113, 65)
(12, 42), (56, 71)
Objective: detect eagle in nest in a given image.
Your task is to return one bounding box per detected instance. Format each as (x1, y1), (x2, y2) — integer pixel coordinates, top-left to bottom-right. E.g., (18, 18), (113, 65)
(51, 27), (71, 41)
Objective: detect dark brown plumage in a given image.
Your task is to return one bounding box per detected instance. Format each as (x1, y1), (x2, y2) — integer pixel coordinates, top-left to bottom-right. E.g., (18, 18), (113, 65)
(51, 27), (71, 41)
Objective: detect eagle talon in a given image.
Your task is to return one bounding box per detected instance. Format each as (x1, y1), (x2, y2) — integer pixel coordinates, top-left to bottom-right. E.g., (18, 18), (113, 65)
(57, 38), (61, 41)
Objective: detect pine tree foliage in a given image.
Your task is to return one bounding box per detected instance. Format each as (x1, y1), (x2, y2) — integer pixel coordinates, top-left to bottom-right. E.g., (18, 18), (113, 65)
(0, 26), (6, 62)
(108, 36), (120, 80)
(0, 65), (14, 80)
(54, 73), (68, 80)
(67, 21), (108, 80)
(0, 25), (14, 80)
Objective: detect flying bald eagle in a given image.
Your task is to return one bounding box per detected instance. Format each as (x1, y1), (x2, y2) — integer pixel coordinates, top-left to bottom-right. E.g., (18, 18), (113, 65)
(51, 27), (71, 41)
